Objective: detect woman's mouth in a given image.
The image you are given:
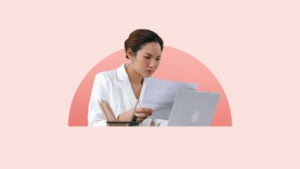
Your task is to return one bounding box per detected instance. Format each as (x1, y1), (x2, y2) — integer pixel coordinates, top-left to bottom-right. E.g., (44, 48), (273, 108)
(145, 70), (153, 74)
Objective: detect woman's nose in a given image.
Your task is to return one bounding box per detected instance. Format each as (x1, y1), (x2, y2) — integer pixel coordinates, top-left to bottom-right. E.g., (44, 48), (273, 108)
(149, 59), (157, 68)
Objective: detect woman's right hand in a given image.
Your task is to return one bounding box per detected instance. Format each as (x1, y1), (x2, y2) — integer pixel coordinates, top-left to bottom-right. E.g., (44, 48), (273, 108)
(117, 107), (153, 123)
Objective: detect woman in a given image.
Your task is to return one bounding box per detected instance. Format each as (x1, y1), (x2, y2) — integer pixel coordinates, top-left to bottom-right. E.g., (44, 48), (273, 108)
(88, 29), (165, 126)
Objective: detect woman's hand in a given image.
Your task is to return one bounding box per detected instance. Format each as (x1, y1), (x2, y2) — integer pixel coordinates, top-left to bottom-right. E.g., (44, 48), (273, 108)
(133, 107), (153, 122)
(117, 107), (153, 123)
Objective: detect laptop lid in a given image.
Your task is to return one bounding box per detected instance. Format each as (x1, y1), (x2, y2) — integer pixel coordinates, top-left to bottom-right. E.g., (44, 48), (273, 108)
(167, 89), (220, 126)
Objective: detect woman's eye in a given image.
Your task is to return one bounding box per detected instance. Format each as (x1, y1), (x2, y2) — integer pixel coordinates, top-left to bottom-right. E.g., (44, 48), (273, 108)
(156, 58), (161, 61)
(144, 56), (151, 59)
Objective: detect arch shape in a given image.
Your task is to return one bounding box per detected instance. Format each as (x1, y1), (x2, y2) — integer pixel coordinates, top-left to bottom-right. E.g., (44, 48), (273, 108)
(68, 46), (232, 126)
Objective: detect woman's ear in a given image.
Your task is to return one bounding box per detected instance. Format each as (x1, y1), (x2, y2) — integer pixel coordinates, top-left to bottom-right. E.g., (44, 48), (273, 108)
(126, 48), (135, 61)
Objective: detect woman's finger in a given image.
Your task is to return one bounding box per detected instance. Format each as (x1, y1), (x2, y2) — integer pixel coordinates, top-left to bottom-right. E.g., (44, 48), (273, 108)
(135, 107), (153, 114)
(135, 112), (152, 118)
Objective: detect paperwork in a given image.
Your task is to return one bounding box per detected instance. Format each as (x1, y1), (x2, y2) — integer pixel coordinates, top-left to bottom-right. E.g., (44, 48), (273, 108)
(140, 78), (198, 120)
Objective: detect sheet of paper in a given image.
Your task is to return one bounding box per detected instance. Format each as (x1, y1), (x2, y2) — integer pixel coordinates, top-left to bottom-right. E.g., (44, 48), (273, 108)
(140, 78), (198, 120)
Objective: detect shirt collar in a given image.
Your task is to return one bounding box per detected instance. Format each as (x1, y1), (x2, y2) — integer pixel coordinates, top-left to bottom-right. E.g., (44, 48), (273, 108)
(116, 64), (129, 81)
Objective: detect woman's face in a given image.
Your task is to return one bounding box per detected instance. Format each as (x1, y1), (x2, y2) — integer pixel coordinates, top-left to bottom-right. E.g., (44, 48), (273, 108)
(128, 42), (162, 77)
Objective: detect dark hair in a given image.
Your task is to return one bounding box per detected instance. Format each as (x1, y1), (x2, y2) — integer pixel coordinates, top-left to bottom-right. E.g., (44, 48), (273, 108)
(124, 29), (164, 59)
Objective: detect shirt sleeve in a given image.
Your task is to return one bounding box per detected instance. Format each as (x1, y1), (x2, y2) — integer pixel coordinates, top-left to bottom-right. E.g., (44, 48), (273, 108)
(88, 73), (110, 127)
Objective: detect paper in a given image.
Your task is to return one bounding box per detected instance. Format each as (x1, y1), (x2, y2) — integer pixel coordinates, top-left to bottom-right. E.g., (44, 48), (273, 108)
(140, 78), (198, 120)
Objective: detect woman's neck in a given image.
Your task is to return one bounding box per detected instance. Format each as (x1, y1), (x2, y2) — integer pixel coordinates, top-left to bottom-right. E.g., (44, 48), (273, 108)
(125, 64), (143, 85)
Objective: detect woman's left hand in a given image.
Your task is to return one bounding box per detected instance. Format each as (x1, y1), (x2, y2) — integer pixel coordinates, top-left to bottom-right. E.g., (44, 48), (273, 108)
(133, 107), (153, 122)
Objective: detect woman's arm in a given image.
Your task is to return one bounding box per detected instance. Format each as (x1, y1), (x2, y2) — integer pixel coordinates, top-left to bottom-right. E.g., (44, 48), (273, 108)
(88, 73), (110, 126)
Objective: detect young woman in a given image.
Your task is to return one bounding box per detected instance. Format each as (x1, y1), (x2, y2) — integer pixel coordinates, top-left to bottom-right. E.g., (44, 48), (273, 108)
(88, 29), (166, 126)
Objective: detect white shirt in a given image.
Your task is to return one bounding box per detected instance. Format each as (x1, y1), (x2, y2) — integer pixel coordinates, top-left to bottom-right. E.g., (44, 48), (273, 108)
(88, 64), (167, 126)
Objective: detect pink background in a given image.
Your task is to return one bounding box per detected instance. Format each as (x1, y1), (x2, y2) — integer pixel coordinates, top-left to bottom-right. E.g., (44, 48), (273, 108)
(1, 0), (299, 168)
(69, 47), (232, 126)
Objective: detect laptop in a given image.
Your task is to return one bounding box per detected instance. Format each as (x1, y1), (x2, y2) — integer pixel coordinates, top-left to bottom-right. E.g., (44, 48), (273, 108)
(167, 89), (220, 126)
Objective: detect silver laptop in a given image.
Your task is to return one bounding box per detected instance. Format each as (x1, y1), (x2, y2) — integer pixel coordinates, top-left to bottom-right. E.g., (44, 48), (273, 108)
(167, 89), (220, 126)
